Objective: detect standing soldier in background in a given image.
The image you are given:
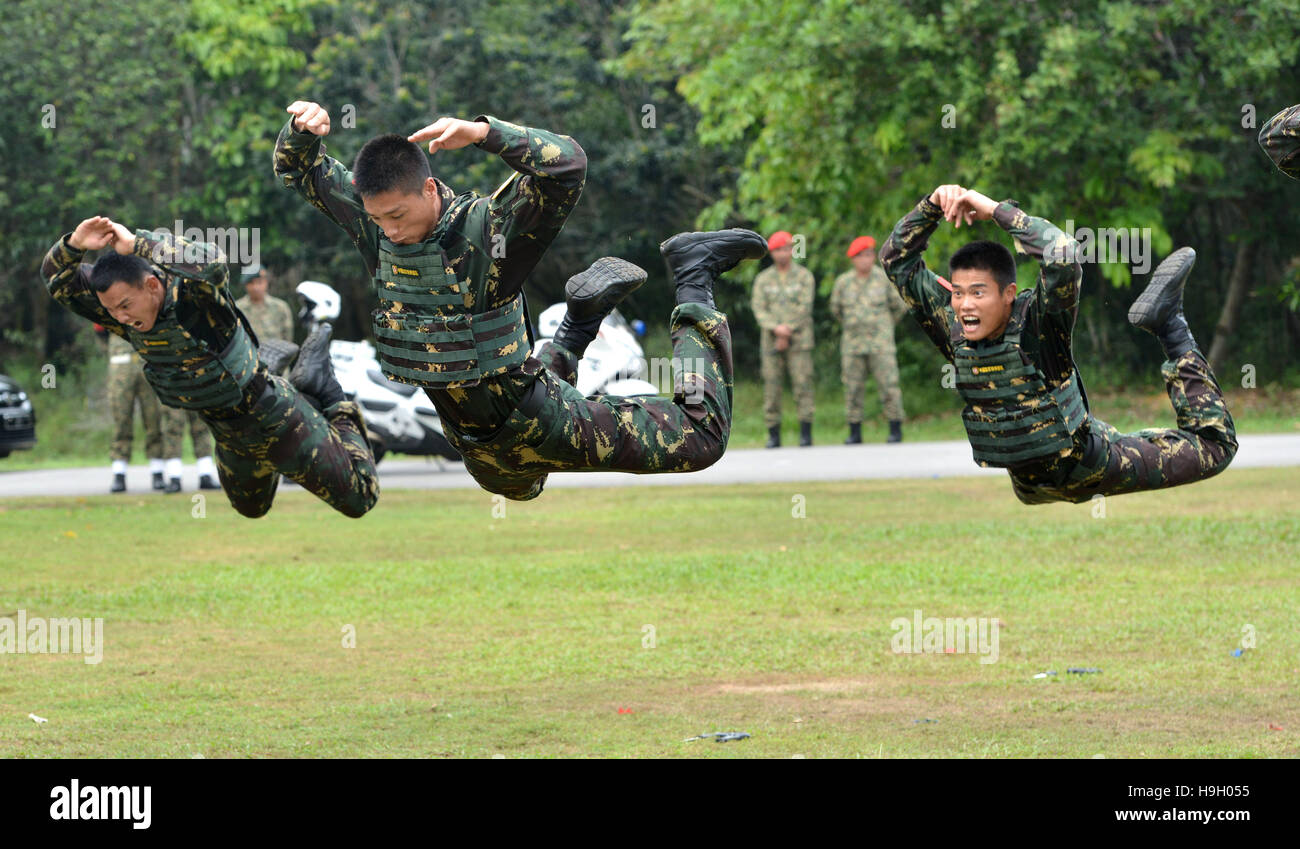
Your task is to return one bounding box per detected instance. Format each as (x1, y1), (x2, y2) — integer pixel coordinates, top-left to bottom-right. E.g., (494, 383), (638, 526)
(236, 263), (295, 356)
(103, 327), (166, 492)
(160, 407), (221, 493)
(830, 236), (908, 444)
(751, 230), (816, 448)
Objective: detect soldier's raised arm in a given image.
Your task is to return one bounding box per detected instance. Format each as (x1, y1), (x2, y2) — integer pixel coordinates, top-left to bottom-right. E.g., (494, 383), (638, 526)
(41, 217), (120, 330)
(1259, 104), (1300, 180)
(126, 225), (231, 306)
(275, 101), (379, 271)
(879, 190), (959, 354)
(407, 115), (588, 299)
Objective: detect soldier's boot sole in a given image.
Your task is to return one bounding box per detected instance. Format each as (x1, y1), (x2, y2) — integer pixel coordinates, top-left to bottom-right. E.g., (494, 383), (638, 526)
(563, 258), (647, 323)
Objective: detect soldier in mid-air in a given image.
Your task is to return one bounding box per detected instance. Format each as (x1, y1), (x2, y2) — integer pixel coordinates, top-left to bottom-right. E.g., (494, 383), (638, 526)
(879, 185), (1236, 504)
(275, 100), (765, 501)
(42, 217), (378, 518)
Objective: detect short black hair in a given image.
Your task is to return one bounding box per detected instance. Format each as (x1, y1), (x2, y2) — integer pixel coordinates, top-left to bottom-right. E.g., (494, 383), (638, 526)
(90, 253), (154, 293)
(949, 240), (1017, 290)
(352, 134), (432, 197)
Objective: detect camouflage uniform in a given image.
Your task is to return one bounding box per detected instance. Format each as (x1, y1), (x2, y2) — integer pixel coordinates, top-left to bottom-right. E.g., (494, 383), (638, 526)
(42, 229), (378, 518)
(880, 195), (1236, 505)
(106, 332), (164, 462)
(1259, 104), (1300, 179)
(275, 116), (734, 500)
(160, 406), (213, 461)
(829, 264), (907, 424)
(235, 294), (294, 343)
(751, 263), (816, 427)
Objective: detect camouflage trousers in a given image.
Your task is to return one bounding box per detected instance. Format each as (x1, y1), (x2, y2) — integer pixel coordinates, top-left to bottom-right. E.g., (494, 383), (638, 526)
(1010, 350), (1237, 505)
(107, 362), (163, 462)
(441, 302), (733, 501)
(842, 344), (905, 423)
(202, 374), (379, 518)
(760, 333), (815, 426)
(161, 406), (213, 459)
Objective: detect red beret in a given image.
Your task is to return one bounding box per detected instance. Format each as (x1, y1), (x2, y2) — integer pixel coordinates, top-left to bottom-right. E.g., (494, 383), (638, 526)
(767, 230), (793, 250)
(846, 235), (876, 257)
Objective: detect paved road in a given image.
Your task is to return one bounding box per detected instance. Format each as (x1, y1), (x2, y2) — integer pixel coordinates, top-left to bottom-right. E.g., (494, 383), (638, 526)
(2, 434), (1297, 498)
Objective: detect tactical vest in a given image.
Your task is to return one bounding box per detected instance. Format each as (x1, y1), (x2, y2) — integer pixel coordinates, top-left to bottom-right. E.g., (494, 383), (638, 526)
(951, 299), (1088, 468)
(128, 284), (260, 411)
(371, 195), (531, 388)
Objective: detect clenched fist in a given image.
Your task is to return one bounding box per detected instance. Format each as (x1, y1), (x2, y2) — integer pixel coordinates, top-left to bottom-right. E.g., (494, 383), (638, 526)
(286, 101), (331, 136)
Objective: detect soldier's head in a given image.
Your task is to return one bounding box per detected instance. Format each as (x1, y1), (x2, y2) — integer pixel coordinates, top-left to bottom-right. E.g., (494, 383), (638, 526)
(243, 266), (269, 303)
(91, 254), (166, 333)
(847, 235), (876, 274)
(352, 134), (441, 245)
(949, 240), (1017, 342)
(768, 231), (794, 268)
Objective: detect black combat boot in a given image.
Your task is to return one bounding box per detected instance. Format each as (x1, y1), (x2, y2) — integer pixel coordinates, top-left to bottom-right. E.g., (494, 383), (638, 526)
(888, 420), (903, 443)
(552, 257), (648, 357)
(199, 474), (221, 491)
(660, 228), (768, 308)
(165, 478), (181, 494)
(1128, 247), (1198, 360)
(111, 473), (126, 493)
(765, 425), (781, 449)
(799, 421), (813, 447)
(151, 471), (165, 491)
(291, 323), (345, 411)
(845, 422), (862, 444)
(259, 338), (300, 375)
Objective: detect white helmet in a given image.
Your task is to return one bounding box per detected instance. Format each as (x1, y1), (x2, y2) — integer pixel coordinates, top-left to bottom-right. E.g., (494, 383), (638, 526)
(296, 280), (341, 324)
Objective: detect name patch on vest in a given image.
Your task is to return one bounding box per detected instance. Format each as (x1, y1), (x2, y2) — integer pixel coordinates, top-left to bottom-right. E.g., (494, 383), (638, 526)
(142, 339), (169, 346)
(391, 264), (421, 278)
(971, 364), (1004, 375)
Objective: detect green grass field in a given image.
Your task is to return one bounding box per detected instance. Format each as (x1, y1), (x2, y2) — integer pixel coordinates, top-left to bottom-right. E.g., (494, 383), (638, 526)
(2, 467), (1296, 758)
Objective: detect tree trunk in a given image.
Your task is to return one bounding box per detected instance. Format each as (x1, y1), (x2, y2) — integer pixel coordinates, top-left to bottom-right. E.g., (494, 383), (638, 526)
(1207, 238), (1254, 375)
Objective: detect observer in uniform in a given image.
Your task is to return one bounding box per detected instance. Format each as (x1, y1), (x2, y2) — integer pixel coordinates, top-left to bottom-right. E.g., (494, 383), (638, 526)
(236, 263), (295, 348)
(829, 235), (908, 444)
(104, 330), (166, 492)
(751, 230), (816, 448)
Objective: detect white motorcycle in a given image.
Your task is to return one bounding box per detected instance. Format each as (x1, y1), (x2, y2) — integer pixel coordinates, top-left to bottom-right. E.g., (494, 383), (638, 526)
(532, 302), (659, 398)
(295, 281), (460, 464)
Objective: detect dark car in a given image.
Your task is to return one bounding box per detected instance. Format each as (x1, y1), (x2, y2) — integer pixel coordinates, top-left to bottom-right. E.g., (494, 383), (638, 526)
(0, 374), (37, 457)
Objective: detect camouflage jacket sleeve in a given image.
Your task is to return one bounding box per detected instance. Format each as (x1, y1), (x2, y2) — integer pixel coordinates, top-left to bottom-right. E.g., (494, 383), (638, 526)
(473, 115), (587, 305)
(878, 196), (956, 357)
(274, 120), (380, 272)
(132, 229), (231, 307)
(992, 202), (1081, 317)
(41, 234), (121, 332)
(1259, 104), (1300, 180)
